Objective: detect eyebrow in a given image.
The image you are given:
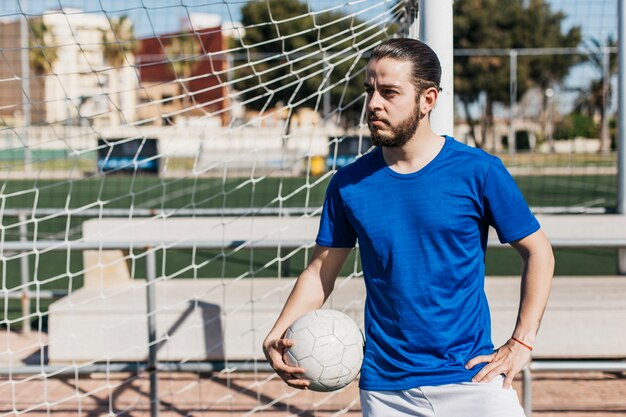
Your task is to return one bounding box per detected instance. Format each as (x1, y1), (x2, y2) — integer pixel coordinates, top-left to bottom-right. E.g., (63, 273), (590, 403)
(363, 82), (402, 89)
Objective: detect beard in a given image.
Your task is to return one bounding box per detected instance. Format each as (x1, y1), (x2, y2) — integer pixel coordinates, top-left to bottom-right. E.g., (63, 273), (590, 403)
(368, 104), (421, 147)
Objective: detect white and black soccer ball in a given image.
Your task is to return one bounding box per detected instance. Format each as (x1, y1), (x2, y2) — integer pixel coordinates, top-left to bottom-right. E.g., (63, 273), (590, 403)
(283, 309), (364, 392)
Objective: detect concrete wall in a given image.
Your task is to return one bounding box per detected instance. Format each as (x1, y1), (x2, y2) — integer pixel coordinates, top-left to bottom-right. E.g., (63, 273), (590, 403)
(48, 276), (626, 363)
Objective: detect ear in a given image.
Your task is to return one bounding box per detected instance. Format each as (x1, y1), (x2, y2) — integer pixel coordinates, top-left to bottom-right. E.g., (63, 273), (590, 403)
(419, 87), (439, 117)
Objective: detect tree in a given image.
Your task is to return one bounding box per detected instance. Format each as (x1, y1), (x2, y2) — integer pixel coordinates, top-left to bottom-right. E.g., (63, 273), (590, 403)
(101, 15), (136, 68)
(454, 0), (514, 149)
(28, 17), (58, 124)
(553, 112), (597, 140)
(100, 15), (137, 125)
(572, 36), (618, 153)
(232, 0), (397, 128)
(522, 0), (582, 146)
(29, 18), (58, 75)
(454, 0), (581, 149)
(164, 32), (201, 108)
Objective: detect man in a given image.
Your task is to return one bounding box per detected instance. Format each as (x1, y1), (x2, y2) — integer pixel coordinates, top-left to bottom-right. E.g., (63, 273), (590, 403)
(263, 38), (554, 416)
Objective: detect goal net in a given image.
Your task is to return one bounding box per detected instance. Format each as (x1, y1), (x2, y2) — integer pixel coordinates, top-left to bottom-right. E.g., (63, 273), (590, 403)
(0, 0), (401, 415)
(0, 0), (621, 415)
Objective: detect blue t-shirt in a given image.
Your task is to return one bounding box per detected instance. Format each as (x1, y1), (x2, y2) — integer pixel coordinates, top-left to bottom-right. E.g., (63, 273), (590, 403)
(316, 135), (540, 390)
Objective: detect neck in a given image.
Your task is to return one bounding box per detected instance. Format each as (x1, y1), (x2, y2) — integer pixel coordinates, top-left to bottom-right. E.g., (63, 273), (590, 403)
(381, 119), (444, 173)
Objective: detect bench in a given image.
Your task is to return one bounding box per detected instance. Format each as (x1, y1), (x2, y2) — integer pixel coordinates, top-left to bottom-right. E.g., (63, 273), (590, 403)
(79, 214), (626, 288)
(46, 214), (626, 363)
(48, 274), (626, 363)
(79, 215), (322, 288)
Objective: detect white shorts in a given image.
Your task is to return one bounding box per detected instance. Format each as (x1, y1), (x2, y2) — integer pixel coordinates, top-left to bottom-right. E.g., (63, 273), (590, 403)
(360, 375), (526, 417)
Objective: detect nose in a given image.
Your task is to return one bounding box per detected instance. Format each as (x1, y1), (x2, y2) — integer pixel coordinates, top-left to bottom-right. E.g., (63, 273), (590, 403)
(367, 90), (383, 113)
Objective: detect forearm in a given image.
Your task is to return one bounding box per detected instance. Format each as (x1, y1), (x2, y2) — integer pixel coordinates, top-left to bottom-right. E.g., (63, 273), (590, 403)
(264, 245), (350, 343)
(512, 237), (555, 345)
(265, 268), (330, 341)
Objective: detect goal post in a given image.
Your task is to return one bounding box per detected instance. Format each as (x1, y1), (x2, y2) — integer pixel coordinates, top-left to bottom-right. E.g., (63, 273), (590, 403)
(416, 0), (454, 136)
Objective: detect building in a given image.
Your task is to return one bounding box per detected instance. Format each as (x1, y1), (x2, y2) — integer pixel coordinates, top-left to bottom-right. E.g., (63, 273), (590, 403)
(0, 18), (46, 125)
(0, 9), (138, 128)
(136, 14), (227, 126)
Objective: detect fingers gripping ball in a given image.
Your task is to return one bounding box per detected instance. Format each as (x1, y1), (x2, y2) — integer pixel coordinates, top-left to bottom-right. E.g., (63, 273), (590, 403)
(283, 309), (364, 392)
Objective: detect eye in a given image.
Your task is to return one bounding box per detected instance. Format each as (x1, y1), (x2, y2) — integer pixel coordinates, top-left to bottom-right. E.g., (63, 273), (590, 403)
(383, 89), (398, 97)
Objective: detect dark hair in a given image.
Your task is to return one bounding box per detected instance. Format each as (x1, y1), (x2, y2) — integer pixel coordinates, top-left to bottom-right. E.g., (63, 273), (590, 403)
(370, 38), (442, 94)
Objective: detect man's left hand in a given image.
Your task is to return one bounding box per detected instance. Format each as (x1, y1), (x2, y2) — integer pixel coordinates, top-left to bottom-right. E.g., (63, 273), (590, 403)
(464, 338), (532, 389)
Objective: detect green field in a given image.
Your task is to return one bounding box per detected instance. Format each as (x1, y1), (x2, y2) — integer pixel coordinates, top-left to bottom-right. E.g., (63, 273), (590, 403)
(0, 172), (617, 210)
(0, 173), (619, 329)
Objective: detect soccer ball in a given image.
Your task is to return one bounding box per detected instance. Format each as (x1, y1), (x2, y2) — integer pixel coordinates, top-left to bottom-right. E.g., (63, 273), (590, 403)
(283, 309), (364, 392)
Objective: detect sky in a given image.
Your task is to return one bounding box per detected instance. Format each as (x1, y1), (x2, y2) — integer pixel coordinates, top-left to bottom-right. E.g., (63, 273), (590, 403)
(0, 0), (619, 42)
(0, 0), (618, 114)
(0, 0), (381, 37)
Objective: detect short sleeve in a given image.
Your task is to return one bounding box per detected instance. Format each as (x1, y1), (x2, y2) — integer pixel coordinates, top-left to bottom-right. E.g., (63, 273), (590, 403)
(483, 157), (540, 243)
(315, 175), (357, 248)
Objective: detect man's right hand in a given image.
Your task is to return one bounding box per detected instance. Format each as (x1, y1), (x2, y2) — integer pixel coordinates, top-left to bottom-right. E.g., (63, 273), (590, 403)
(263, 338), (310, 389)
(261, 246), (352, 389)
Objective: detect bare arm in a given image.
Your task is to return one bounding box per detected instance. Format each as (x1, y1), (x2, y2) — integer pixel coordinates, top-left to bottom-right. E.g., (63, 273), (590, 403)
(509, 228), (555, 348)
(466, 229), (554, 388)
(263, 244), (352, 388)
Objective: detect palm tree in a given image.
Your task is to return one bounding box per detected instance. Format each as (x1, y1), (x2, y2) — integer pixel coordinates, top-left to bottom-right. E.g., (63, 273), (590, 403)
(29, 18), (58, 75)
(164, 32), (200, 110)
(28, 17), (58, 125)
(575, 36), (618, 153)
(100, 15), (137, 126)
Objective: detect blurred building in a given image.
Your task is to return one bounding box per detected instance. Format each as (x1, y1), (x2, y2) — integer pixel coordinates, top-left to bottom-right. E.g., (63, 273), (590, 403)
(136, 13), (228, 126)
(0, 18), (45, 125)
(0, 9), (138, 127)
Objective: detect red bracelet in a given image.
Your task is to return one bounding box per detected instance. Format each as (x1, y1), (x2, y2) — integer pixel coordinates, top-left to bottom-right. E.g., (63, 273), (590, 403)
(511, 337), (533, 351)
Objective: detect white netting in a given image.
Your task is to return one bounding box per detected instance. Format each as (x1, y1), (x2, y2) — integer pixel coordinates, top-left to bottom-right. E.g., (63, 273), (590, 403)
(0, 0), (622, 415)
(0, 0), (401, 415)
(454, 0), (620, 213)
